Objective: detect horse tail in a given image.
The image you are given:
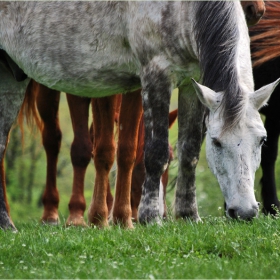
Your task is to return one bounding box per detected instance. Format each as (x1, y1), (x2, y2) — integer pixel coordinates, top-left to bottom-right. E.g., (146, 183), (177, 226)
(18, 80), (43, 142)
(250, 1), (280, 67)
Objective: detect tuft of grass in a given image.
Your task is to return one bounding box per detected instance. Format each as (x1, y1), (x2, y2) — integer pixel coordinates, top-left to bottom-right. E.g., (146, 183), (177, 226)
(0, 216), (279, 279)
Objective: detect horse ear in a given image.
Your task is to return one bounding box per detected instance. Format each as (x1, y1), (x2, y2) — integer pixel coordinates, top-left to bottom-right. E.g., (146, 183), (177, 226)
(191, 79), (221, 111)
(251, 78), (280, 110)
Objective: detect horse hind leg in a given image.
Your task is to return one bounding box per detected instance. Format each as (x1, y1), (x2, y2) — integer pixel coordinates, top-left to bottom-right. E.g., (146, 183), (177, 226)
(112, 89), (143, 228)
(0, 64), (29, 230)
(65, 94), (91, 226)
(260, 116), (280, 215)
(36, 83), (61, 225)
(88, 95), (119, 228)
(0, 141), (16, 231)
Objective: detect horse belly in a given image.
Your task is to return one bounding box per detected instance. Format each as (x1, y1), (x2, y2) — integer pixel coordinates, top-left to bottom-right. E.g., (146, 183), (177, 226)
(1, 2), (142, 97)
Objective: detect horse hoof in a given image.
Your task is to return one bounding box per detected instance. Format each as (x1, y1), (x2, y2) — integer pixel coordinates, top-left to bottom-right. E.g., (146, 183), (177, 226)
(174, 207), (201, 223)
(41, 217), (60, 226)
(138, 207), (161, 225)
(0, 213), (17, 232)
(66, 216), (87, 227)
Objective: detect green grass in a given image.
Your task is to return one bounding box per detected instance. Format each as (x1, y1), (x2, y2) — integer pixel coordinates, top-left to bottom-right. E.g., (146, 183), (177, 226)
(0, 216), (280, 279)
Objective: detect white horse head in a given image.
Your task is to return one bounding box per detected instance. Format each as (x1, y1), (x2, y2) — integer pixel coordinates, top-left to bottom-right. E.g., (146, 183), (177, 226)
(192, 78), (280, 220)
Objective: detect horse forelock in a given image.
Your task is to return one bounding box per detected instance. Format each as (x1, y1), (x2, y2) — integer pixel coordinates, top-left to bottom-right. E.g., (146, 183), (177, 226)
(193, 1), (245, 133)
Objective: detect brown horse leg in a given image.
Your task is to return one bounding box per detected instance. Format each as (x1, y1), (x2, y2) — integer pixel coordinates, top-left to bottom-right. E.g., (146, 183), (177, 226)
(65, 94), (91, 226)
(36, 83), (61, 224)
(88, 95), (120, 228)
(112, 89), (143, 228)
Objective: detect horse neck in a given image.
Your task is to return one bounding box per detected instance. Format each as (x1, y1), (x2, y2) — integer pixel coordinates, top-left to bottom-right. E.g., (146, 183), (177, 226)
(235, 2), (254, 93)
(190, 1), (254, 130)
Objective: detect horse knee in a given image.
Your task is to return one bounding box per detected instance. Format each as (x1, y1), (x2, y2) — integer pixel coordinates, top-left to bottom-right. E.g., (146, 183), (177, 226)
(179, 142), (200, 171)
(117, 144), (136, 172)
(93, 144), (116, 171)
(70, 138), (92, 168)
(145, 139), (169, 176)
(42, 128), (62, 156)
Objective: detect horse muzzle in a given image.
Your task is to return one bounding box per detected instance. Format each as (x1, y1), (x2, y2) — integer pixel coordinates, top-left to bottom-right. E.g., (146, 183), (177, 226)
(244, 2), (265, 26)
(226, 202), (260, 220)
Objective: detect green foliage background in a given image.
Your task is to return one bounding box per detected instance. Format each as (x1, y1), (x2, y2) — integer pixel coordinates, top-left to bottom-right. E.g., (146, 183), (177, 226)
(4, 89), (280, 224)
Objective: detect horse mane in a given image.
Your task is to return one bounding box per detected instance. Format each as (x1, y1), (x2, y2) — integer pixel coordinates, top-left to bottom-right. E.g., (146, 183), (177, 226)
(250, 1), (280, 68)
(193, 1), (244, 132)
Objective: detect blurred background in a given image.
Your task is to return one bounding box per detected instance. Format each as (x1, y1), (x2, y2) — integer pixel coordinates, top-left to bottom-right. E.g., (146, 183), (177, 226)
(5, 89), (280, 224)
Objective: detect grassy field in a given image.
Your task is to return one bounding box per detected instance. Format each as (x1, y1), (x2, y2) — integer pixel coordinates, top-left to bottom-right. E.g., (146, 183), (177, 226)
(0, 216), (280, 279)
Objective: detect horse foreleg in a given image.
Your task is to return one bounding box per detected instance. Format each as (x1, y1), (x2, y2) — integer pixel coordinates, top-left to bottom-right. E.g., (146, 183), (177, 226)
(112, 89), (142, 228)
(0, 66), (29, 230)
(260, 116), (280, 215)
(36, 84), (61, 225)
(174, 84), (205, 222)
(88, 95), (119, 228)
(138, 67), (172, 224)
(65, 94), (91, 226)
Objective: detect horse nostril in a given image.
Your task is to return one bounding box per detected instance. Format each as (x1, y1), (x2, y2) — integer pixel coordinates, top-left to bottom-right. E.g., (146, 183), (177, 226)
(246, 5), (256, 18)
(227, 208), (237, 219)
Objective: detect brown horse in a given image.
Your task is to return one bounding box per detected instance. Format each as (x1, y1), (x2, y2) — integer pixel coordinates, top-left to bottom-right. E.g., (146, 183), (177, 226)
(19, 80), (177, 227)
(249, 1), (280, 214)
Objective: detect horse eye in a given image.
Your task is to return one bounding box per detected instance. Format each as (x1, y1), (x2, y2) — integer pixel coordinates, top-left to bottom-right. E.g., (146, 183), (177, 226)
(260, 136), (267, 146)
(212, 138), (222, 148)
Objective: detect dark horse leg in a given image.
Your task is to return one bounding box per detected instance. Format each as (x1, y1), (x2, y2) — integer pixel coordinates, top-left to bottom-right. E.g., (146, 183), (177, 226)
(35, 82), (62, 224)
(253, 57), (280, 215)
(130, 109), (177, 221)
(260, 116), (280, 214)
(0, 63), (29, 230)
(65, 94), (92, 226)
(138, 66), (172, 224)
(174, 84), (205, 222)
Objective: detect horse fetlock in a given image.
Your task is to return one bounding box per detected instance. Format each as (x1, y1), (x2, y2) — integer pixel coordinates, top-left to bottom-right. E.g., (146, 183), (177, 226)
(42, 192), (59, 208)
(111, 214), (134, 229)
(41, 210), (60, 226)
(68, 199), (86, 213)
(174, 206), (201, 223)
(138, 207), (162, 225)
(66, 214), (87, 227)
(112, 204), (132, 220)
(87, 206), (109, 228)
(0, 210), (17, 231)
(138, 195), (162, 224)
